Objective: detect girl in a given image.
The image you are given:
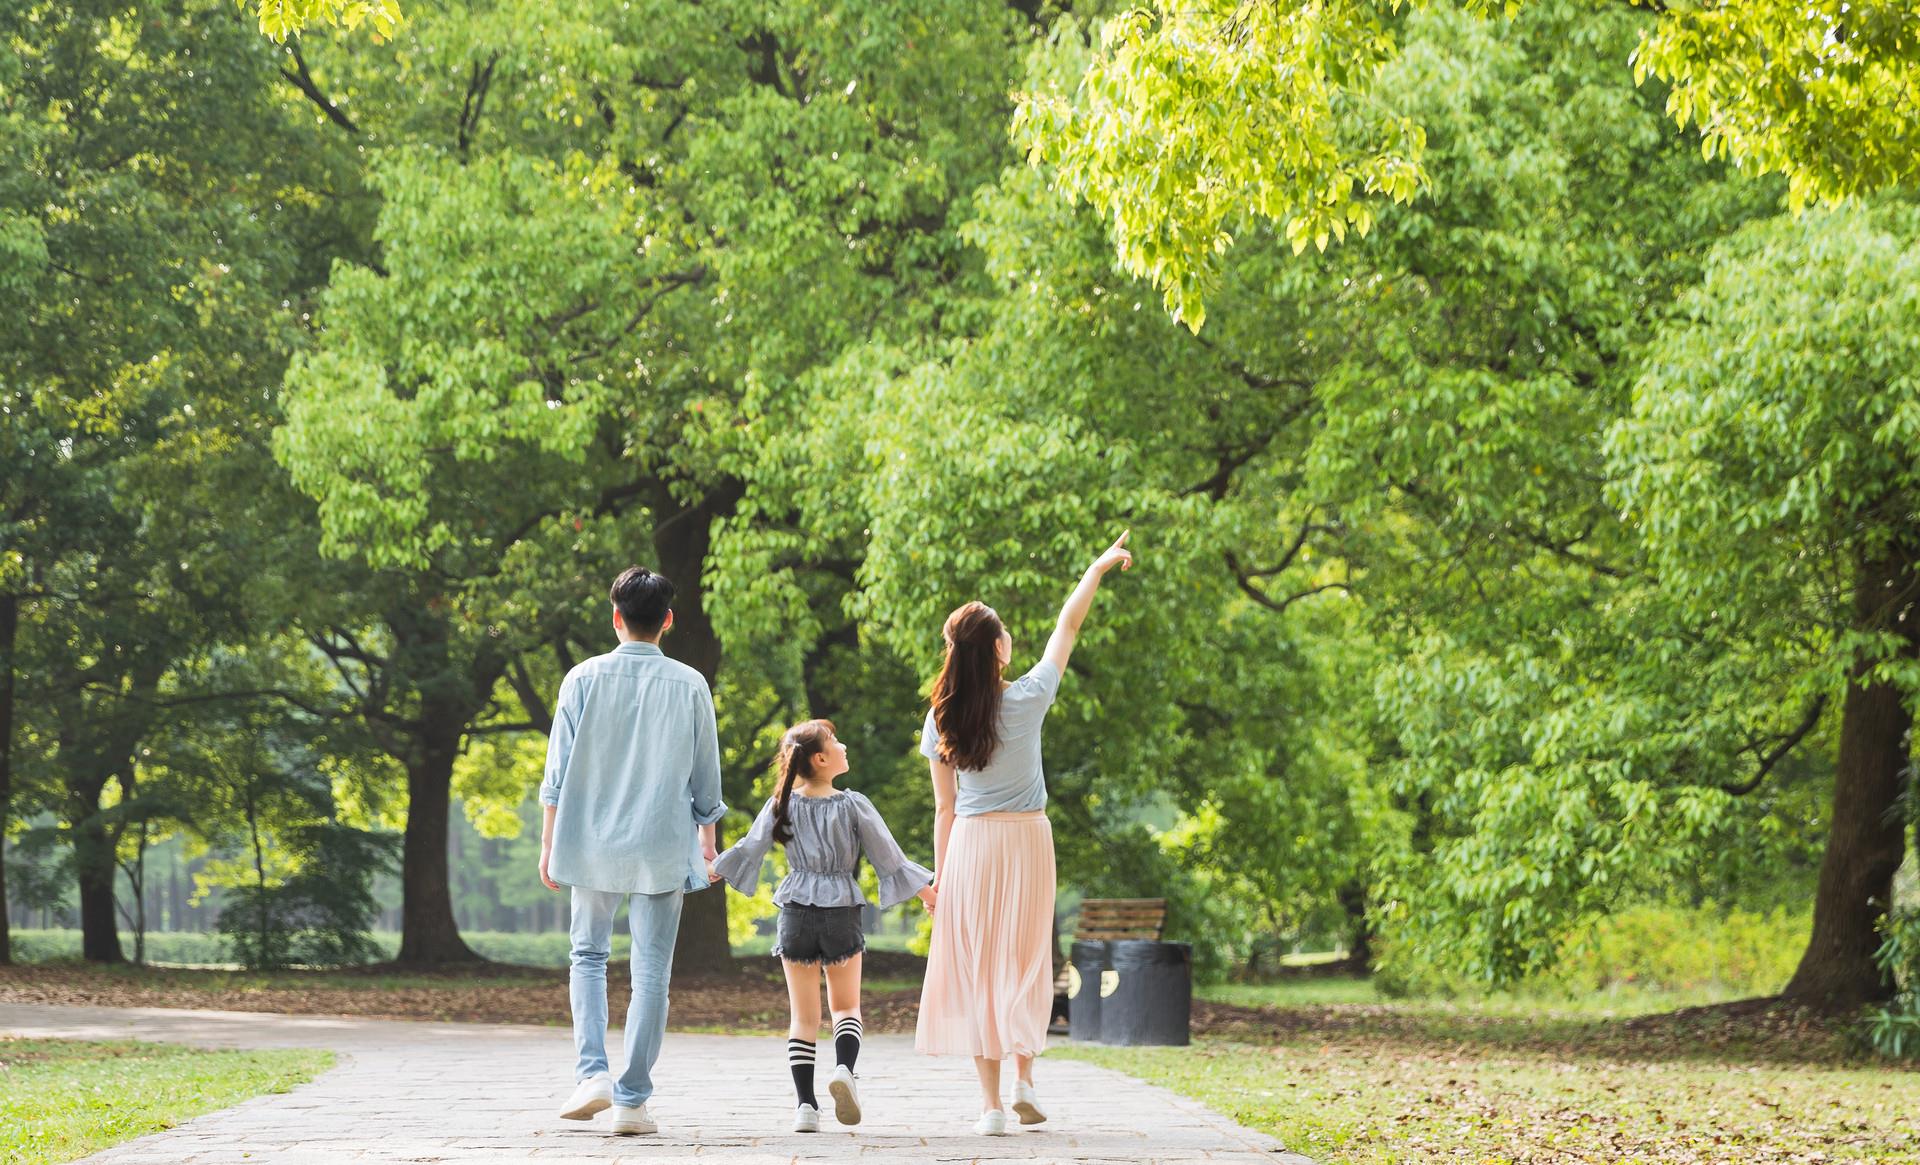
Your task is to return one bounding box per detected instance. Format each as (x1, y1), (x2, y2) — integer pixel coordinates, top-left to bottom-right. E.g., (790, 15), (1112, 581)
(914, 530), (1133, 1135)
(710, 719), (936, 1133)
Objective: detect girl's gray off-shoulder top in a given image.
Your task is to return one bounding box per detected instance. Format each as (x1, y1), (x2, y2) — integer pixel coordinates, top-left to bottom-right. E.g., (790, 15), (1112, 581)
(711, 789), (933, 909)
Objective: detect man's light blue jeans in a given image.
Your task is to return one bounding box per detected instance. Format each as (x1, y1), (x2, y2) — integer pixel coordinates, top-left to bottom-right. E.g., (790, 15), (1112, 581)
(569, 886), (684, 1108)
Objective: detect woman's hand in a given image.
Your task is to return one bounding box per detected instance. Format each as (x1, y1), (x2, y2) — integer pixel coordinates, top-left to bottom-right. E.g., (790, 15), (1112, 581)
(918, 883), (938, 913)
(1091, 529), (1133, 576)
(706, 860), (721, 884)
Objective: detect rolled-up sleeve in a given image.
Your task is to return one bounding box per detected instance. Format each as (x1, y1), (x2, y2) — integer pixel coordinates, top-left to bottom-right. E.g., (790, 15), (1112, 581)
(711, 798), (777, 894)
(851, 792), (933, 908)
(687, 681), (727, 825)
(539, 672), (581, 808)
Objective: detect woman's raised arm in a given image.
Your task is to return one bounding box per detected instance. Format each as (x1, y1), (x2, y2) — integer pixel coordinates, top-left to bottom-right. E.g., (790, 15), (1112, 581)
(1040, 530), (1133, 677)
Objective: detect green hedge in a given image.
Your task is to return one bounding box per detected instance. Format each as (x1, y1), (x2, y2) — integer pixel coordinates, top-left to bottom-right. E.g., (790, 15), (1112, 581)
(1376, 903), (1809, 999)
(11, 929), (608, 967)
(12, 930), (238, 966)
(1549, 903), (1806, 995)
(10, 926), (921, 968)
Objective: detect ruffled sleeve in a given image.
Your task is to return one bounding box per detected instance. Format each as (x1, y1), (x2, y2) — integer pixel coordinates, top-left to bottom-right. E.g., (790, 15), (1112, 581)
(849, 792), (933, 909)
(711, 798), (778, 895)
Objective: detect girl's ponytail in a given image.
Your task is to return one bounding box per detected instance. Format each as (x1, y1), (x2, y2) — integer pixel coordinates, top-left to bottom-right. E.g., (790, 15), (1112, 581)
(770, 719), (836, 844)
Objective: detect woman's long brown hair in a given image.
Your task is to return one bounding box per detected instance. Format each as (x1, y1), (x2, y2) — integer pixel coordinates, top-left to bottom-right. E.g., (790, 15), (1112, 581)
(771, 719), (836, 844)
(930, 602), (1004, 771)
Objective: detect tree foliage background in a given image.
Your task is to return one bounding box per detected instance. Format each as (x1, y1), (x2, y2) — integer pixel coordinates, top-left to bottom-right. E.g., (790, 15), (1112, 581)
(3, 0), (1916, 1013)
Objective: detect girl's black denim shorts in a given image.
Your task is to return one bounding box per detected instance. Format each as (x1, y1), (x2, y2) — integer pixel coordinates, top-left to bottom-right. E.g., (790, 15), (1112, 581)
(773, 903), (865, 966)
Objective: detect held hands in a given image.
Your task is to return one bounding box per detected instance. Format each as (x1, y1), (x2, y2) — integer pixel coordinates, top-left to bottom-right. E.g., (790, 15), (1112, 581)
(1092, 529), (1133, 576)
(918, 883), (938, 914)
(706, 860), (722, 884)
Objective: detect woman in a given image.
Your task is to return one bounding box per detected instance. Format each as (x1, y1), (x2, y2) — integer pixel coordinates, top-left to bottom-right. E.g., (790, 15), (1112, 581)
(914, 530), (1134, 1135)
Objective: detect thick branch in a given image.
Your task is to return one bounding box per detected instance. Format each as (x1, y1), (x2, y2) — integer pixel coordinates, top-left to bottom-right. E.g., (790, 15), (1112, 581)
(456, 52), (501, 157)
(280, 45), (358, 136)
(1722, 694), (1830, 796)
(508, 656), (553, 735)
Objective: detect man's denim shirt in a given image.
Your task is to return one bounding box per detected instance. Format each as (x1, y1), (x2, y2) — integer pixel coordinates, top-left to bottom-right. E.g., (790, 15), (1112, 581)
(539, 641), (727, 894)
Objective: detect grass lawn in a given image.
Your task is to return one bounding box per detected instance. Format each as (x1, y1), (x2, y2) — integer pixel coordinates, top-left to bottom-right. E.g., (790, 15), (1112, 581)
(1057, 1016), (1920, 1164)
(0, 1038), (332, 1165)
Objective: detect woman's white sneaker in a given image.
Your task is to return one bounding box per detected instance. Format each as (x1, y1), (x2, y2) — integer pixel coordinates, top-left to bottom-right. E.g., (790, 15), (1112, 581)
(827, 1065), (863, 1125)
(1012, 1079), (1048, 1125)
(794, 1102), (821, 1132)
(974, 1108), (1009, 1136)
(610, 1104), (656, 1135)
(559, 1072), (613, 1120)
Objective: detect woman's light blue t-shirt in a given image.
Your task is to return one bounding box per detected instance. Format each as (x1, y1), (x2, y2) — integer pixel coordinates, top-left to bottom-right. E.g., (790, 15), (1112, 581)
(920, 659), (1061, 816)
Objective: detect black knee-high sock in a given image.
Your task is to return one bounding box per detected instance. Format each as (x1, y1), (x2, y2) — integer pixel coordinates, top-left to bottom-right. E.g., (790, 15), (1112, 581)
(788, 1038), (817, 1106)
(834, 1015), (862, 1072)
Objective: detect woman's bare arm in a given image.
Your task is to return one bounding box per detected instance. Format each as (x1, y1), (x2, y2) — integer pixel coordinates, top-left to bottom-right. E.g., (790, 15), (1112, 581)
(1041, 530), (1134, 677)
(929, 756), (958, 886)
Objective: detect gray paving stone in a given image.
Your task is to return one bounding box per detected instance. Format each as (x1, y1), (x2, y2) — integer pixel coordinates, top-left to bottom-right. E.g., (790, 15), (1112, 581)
(3, 1003), (1295, 1163)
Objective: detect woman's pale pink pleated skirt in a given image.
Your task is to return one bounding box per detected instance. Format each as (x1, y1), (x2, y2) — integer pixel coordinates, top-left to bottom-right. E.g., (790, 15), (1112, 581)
(915, 810), (1056, 1059)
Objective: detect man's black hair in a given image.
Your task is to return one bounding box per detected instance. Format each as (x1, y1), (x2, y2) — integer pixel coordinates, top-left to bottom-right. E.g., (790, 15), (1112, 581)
(610, 566), (674, 637)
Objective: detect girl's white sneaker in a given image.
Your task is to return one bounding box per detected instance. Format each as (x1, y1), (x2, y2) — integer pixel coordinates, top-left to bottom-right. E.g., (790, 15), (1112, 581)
(794, 1103), (821, 1133)
(974, 1108), (1009, 1136)
(827, 1065), (863, 1125)
(1012, 1079), (1047, 1125)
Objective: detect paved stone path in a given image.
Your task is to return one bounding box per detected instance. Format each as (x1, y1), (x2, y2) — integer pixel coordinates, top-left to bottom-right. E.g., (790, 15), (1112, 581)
(4, 1003), (1302, 1164)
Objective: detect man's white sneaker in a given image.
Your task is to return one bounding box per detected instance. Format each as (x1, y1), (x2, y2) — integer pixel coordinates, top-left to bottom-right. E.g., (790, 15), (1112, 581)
(794, 1102), (821, 1133)
(827, 1065), (863, 1125)
(559, 1073), (613, 1120)
(974, 1108), (1009, 1136)
(610, 1104), (656, 1135)
(1011, 1079), (1048, 1125)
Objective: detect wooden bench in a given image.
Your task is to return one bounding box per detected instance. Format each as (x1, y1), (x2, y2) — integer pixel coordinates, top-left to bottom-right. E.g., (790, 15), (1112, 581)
(1074, 898), (1168, 942)
(1052, 898), (1167, 1032)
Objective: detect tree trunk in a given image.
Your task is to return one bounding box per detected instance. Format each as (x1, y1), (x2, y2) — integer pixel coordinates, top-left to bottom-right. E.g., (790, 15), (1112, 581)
(395, 739), (480, 965)
(1782, 551), (1916, 1010)
(1336, 881), (1373, 974)
(654, 480), (743, 976)
(382, 600), (498, 966)
(73, 808), (123, 964)
(0, 592), (14, 966)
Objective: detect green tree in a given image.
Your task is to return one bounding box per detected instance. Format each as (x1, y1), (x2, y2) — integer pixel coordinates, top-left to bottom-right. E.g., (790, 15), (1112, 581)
(833, 2), (1816, 987)
(1610, 202), (1920, 1008)
(1015, 0), (1920, 327)
(277, 0), (1037, 965)
(0, 0), (361, 962)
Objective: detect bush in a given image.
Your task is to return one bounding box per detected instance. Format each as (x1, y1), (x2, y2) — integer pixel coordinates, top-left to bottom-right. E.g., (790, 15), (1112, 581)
(1550, 903), (1805, 995)
(217, 824), (392, 969)
(1859, 909), (1920, 1060)
(1376, 901), (1808, 1000)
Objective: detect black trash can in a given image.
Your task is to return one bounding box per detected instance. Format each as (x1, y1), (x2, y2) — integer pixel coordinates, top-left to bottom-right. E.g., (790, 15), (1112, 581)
(1098, 940), (1191, 1046)
(1067, 940), (1110, 1042)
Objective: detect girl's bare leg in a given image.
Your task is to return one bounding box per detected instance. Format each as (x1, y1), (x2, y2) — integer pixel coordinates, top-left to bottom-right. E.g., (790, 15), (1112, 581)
(824, 951), (863, 1029)
(784, 958), (822, 1040)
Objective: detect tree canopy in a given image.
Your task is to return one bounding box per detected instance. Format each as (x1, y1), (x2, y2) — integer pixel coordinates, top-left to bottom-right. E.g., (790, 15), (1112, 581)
(1015, 0), (1920, 327)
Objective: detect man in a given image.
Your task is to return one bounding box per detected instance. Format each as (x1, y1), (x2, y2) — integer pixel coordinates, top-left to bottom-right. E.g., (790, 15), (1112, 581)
(539, 566), (727, 1135)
